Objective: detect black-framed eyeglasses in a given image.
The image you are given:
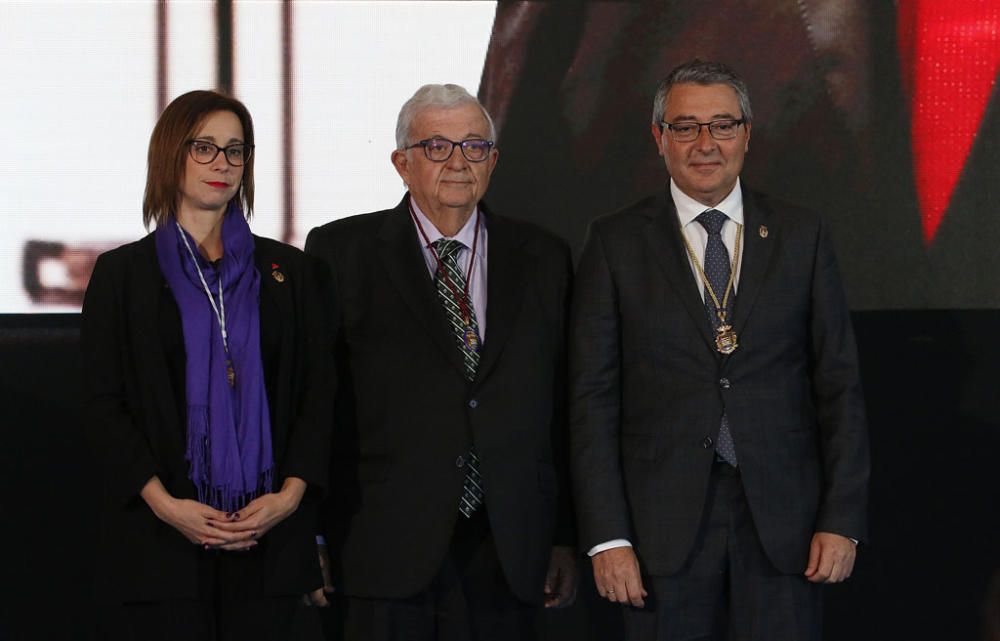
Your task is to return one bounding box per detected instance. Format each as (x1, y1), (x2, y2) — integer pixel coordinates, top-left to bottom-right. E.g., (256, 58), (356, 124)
(187, 140), (254, 167)
(660, 119), (745, 142)
(406, 137), (495, 163)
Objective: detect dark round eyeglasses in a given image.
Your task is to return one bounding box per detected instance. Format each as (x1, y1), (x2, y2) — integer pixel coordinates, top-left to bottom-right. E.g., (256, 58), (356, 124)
(406, 137), (495, 162)
(187, 140), (254, 167)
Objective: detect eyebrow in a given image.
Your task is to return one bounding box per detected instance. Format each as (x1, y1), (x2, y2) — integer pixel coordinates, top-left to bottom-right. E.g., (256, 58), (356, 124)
(192, 136), (245, 144)
(668, 113), (739, 122)
(426, 132), (489, 140)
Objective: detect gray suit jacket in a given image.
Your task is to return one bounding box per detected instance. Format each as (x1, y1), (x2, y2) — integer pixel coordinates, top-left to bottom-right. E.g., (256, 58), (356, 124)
(569, 187), (870, 575)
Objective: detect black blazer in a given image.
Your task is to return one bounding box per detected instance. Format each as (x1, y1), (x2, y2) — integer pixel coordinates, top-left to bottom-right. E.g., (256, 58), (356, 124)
(81, 233), (334, 602)
(569, 188), (870, 576)
(305, 196), (573, 604)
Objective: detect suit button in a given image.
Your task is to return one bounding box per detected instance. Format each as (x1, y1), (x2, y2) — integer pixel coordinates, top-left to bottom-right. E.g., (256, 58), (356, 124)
(456, 455), (466, 468)
(719, 378), (731, 389)
(468, 399), (478, 409)
(702, 436), (714, 449)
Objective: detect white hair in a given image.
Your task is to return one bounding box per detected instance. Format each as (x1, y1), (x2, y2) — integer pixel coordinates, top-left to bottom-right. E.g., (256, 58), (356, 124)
(395, 83), (497, 149)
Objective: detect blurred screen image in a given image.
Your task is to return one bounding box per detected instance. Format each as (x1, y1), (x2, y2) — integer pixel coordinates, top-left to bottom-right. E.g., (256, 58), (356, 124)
(0, 1), (496, 312)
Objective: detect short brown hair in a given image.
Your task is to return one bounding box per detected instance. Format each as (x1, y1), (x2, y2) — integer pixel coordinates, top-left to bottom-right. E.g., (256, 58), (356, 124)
(142, 90), (255, 228)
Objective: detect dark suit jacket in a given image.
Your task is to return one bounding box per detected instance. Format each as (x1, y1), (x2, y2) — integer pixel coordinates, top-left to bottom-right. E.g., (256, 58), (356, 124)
(480, 0), (1000, 309)
(569, 187), (870, 576)
(80, 233), (334, 602)
(305, 195), (573, 604)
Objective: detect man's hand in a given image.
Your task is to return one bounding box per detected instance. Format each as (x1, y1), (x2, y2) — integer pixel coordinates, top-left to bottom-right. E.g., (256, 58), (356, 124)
(543, 545), (578, 608)
(304, 542), (335, 607)
(804, 532), (857, 583)
(592, 546), (647, 607)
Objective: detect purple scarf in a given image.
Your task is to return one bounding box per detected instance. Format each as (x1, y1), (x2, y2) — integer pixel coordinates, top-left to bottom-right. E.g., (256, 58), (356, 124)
(155, 204), (273, 511)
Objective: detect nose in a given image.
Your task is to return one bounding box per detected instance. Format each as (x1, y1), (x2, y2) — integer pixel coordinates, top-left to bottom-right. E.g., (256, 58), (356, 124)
(210, 150), (232, 171)
(693, 124), (717, 151)
(446, 145), (471, 170)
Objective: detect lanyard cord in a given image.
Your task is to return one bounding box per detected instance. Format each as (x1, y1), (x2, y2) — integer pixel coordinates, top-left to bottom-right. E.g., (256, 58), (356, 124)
(175, 220), (229, 353)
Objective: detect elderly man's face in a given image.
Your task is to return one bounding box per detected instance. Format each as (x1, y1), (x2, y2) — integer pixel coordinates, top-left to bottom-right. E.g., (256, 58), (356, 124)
(392, 103), (498, 219)
(652, 82), (751, 207)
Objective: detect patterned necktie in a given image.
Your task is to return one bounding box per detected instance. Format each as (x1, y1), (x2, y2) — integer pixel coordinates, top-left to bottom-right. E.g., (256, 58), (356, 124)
(695, 209), (738, 467)
(432, 238), (484, 517)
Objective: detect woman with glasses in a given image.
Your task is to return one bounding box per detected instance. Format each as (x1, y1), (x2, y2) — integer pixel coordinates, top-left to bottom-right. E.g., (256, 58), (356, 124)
(81, 90), (333, 640)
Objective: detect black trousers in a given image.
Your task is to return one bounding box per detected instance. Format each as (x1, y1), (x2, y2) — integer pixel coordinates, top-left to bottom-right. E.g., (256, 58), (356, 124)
(623, 462), (822, 641)
(338, 509), (538, 641)
(95, 548), (323, 641)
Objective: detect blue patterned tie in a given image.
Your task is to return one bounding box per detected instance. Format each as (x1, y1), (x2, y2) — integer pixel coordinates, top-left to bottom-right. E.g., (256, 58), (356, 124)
(432, 238), (485, 516)
(695, 209), (738, 467)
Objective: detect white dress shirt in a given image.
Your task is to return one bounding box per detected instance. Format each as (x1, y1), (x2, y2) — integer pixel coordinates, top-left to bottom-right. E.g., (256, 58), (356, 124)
(410, 197), (489, 339)
(672, 178), (745, 298)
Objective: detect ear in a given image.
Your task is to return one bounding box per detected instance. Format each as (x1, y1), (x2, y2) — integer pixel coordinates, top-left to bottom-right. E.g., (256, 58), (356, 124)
(650, 122), (666, 157)
(484, 147), (499, 177)
(743, 121), (752, 152)
(391, 149), (410, 185)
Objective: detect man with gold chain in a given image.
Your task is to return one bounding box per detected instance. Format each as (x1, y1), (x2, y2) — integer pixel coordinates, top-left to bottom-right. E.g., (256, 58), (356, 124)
(569, 60), (870, 640)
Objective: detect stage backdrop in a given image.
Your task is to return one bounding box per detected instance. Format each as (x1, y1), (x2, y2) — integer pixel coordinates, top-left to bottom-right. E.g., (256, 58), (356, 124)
(3, 1), (1000, 311)
(1, 3), (998, 641)
(480, 0), (1000, 310)
(0, 0), (495, 312)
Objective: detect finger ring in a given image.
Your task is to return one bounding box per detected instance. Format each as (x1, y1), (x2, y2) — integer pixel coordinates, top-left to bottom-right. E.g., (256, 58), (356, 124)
(607, 588), (615, 595)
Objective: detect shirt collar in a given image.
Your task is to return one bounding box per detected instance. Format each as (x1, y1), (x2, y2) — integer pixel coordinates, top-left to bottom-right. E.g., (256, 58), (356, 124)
(670, 178), (744, 228)
(409, 196), (480, 249)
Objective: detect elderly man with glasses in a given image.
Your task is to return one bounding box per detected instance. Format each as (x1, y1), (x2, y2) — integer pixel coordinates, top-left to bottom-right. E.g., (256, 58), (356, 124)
(305, 84), (577, 641)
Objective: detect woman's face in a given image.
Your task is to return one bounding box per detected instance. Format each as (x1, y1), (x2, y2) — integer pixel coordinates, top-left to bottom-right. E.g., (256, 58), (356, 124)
(178, 110), (245, 217)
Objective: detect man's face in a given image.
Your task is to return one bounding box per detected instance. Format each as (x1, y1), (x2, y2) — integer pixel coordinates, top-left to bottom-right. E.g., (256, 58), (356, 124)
(391, 103), (498, 218)
(652, 82), (751, 207)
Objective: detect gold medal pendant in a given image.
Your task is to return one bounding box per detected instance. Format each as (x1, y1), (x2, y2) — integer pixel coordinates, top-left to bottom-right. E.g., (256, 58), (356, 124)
(226, 359), (236, 388)
(715, 324), (739, 355)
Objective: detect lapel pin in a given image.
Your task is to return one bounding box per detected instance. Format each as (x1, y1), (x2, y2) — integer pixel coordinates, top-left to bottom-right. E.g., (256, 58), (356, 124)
(272, 269), (285, 283)
(759, 225), (768, 239)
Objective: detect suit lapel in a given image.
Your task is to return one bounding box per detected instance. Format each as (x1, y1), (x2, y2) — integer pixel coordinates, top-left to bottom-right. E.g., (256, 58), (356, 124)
(730, 190), (775, 337)
(253, 238), (291, 356)
(643, 191), (719, 354)
(377, 200), (467, 377)
(133, 235), (183, 433)
(474, 210), (526, 384)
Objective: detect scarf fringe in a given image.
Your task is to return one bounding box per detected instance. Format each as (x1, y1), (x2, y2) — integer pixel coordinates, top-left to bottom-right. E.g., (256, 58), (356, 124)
(186, 405), (274, 512)
(196, 467), (275, 513)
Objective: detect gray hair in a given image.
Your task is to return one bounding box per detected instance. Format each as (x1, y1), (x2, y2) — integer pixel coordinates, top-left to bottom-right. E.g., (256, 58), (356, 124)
(651, 60), (753, 127)
(395, 83), (497, 149)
